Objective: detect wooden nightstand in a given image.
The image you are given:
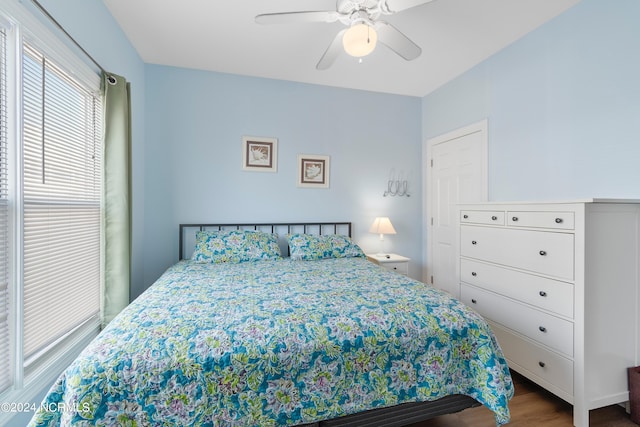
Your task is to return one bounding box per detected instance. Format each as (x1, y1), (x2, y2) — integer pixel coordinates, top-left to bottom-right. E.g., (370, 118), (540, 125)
(366, 253), (410, 275)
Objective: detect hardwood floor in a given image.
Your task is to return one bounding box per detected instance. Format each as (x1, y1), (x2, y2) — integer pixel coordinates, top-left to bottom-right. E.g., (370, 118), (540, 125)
(408, 371), (638, 427)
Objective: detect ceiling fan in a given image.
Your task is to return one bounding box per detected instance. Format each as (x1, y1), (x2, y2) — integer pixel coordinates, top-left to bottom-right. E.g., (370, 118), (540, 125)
(255, 0), (435, 70)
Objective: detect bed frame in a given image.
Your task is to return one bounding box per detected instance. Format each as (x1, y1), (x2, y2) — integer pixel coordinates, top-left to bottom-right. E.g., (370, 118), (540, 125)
(179, 222), (353, 260)
(178, 221), (480, 426)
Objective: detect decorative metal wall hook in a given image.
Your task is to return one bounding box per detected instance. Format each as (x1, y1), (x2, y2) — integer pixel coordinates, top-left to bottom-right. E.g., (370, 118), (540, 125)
(383, 169), (410, 197)
(383, 179), (410, 197)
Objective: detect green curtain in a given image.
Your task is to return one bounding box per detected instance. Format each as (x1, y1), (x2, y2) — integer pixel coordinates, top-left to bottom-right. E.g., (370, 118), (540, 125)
(101, 72), (131, 327)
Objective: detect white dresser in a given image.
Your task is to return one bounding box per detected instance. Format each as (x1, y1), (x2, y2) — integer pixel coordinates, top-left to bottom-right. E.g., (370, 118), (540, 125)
(456, 200), (640, 427)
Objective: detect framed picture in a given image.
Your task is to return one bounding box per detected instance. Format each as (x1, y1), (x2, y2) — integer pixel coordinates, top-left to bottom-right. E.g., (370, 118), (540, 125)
(297, 154), (330, 188)
(242, 136), (277, 172)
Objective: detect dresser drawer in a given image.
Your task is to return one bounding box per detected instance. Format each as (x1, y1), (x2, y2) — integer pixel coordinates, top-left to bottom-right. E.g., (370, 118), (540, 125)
(490, 321), (573, 396)
(507, 211), (575, 230)
(366, 254), (410, 275)
(460, 259), (574, 318)
(381, 262), (408, 275)
(460, 210), (505, 226)
(461, 284), (574, 356)
(460, 225), (575, 280)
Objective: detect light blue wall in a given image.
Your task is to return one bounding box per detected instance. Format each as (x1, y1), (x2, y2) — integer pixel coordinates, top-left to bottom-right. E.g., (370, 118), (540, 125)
(143, 65), (423, 287)
(422, 0), (640, 202)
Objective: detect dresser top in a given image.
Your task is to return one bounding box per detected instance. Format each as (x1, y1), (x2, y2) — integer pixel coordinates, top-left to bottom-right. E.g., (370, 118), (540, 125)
(459, 198), (640, 205)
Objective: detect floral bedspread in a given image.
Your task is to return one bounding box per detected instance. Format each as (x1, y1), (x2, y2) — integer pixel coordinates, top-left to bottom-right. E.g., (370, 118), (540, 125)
(28, 258), (513, 426)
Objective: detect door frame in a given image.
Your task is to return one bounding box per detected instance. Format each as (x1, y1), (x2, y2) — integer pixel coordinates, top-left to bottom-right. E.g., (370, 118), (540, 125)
(422, 119), (489, 285)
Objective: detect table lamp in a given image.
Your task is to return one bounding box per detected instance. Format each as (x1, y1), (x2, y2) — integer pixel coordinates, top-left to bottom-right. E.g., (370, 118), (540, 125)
(369, 217), (396, 256)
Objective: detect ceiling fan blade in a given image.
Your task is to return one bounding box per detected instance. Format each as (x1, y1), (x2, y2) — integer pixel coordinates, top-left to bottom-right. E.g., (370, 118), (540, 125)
(316, 29), (347, 70)
(255, 11), (339, 25)
(375, 21), (421, 60)
(384, 0), (435, 13)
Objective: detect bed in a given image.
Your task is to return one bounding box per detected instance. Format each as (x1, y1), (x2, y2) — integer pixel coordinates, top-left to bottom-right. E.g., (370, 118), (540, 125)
(28, 222), (513, 427)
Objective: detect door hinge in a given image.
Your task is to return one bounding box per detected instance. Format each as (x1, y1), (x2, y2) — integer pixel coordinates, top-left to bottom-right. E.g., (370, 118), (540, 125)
(430, 275), (434, 284)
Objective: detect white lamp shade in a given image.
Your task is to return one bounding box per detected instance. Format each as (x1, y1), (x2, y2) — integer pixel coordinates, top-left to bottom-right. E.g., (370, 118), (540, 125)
(369, 217), (396, 235)
(342, 23), (378, 57)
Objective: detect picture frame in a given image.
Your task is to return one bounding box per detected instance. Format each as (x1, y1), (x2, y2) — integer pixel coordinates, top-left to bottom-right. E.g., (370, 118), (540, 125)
(242, 136), (277, 172)
(297, 154), (330, 188)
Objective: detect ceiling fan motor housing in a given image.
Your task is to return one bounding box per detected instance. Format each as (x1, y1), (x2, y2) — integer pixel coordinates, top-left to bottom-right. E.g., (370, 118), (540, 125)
(337, 0), (385, 21)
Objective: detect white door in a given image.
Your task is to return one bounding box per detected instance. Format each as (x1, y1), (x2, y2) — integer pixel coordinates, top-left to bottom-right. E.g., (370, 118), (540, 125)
(424, 120), (487, 297)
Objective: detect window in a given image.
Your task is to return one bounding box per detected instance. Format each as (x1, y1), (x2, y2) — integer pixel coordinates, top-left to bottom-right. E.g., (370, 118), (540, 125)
(0, 1), (102, 410)
(21, 42), (102, 369)
(0, 24), (10, 395)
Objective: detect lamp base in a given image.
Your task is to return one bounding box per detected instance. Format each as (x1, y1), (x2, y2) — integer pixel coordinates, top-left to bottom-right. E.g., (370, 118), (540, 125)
(378, 234), (386, 257)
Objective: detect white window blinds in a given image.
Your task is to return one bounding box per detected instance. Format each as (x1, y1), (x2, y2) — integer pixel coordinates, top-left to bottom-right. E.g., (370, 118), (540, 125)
(22, 41), (101, 362)
(0, 26), (10, 394)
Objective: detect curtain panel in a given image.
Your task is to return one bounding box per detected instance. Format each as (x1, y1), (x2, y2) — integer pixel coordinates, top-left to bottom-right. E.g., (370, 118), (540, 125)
(101, 72), (131, 327)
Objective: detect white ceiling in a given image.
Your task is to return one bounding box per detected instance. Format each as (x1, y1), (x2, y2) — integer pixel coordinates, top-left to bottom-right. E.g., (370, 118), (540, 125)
(103, 0), (580, 97)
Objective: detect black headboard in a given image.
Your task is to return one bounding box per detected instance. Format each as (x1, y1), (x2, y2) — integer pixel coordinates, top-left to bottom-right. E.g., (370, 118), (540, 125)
(179, 222), (352, 260)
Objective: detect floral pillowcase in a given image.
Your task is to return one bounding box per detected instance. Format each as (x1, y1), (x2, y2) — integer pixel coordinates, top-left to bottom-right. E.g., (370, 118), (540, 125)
(287, 234), (365, 261)
(191, 230), (282, 263)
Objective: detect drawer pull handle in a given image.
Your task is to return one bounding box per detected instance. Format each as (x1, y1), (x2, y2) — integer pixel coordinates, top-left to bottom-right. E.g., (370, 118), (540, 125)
(471, 241), (477, 245)
(539, 291), (547, 297)
(539, 250), (547, 256)
(538, 361), (546, 368)
(512, 216), (519, 222)
(471, 272), (477, 277)
(491, 216), (497, 221)
(463, 214), (469, 219)
(555, 217), (563, 224)
(471, 299), (477, 304)
(539, 326), (547, 333)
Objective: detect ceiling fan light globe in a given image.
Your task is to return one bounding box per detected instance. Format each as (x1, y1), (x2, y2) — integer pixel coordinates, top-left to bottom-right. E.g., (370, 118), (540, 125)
(342, 23), (377, 57)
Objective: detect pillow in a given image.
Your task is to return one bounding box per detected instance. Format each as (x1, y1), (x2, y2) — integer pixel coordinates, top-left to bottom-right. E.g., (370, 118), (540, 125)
(191, 230), (281, 263)
(287, 234), (365, 261)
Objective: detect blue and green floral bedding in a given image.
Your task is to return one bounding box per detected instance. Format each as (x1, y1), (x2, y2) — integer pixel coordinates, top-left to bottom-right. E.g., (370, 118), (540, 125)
(29, 257), (513, 426)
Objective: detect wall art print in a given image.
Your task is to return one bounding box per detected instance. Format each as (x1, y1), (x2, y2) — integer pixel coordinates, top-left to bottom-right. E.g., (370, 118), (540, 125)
(242, 136), (277, 172)
(297, 154), (330, 188)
